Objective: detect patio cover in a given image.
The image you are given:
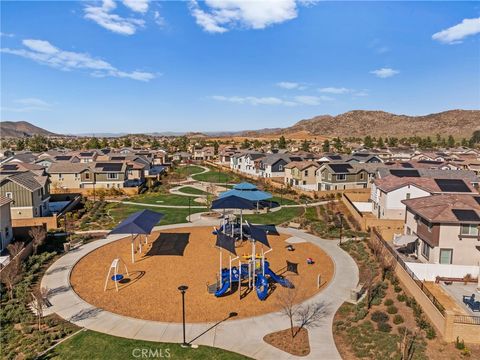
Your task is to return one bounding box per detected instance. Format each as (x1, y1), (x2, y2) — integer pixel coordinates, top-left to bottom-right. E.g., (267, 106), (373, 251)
(219, 189), (272, 202)
(393, 234), (418, 247)
(234, 182), (258, 190)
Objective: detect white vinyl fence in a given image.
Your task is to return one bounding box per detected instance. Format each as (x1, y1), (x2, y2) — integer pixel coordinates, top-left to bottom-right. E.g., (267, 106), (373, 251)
(405, 262), (479, 281)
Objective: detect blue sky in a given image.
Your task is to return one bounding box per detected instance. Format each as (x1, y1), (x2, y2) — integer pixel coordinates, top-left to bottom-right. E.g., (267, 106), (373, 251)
(1, 1), (479, 134)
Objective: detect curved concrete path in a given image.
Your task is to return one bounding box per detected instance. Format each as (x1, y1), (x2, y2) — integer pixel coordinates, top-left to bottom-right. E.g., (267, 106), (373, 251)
(41, 224), (358, 360)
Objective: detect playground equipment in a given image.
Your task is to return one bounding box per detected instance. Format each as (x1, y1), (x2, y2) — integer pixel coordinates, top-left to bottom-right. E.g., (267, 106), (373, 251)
(104, 258), (129, 291)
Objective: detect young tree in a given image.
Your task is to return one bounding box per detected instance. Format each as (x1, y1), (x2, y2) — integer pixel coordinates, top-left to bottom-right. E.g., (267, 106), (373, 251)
(2, 259), (21, 299)
(377, 137), (385, 148)
(213, 141), (219, 155)
(397, 329), (419, 360)
(363, 135), (374, 148)
(32, 287), (49, 330)
(278, 136), (287, 149)
(301, 139), (310, 152)
(29, 226), (47, 255)
(447, 135), (455, 148)
(322, 139), (330, 152)
(470, 130), (480, 144)
(7, 241), (25, 260)
(240, 139), (251, 149)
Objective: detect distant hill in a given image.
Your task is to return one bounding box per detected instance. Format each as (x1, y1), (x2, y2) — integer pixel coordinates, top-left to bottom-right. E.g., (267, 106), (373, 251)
(0, 121), (58, 138)
(241, 110), (480, 139)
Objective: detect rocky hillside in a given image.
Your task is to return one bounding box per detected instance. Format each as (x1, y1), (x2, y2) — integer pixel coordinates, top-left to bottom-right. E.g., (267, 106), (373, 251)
(243, 110), (480, 139)
(0, 121), (58, 137)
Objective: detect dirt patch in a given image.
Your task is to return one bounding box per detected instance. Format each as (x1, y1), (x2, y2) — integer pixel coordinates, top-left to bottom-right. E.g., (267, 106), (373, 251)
(70, 226), (334, 323)
(263, 327), (310, 356)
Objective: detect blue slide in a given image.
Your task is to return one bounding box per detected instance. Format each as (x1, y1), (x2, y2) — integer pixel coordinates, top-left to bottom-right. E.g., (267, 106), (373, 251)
(255, 274), (269, 300)
(215, 278), (230, 297)
(264, 262), (294, 288)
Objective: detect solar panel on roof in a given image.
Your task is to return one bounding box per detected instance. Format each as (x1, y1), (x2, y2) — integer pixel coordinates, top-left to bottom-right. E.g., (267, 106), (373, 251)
(96, 163), (123, 172)
(400, 163), (414, 168)
(354, 153), (370, 157)
(111, 156), (125, 160)
(2, 164), (18, 170)
(329, 164), (353, 173)
(452, 209), (480, 222)
(80, 152), (94, 156)
(390, 169), (420, 177)
(329, 155), (342, 160)
(55, 156), (71, 160)
(434, 179), (471, 193)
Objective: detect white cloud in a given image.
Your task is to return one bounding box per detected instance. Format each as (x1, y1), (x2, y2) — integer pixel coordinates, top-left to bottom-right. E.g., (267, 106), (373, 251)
(0, 32), (14, 38)
(154, 11), (166, 27)
(211, 95), (296, 106)
(211, 93), (332, 106)
(123, 0), (149, 14)
(432, 17), (480, 44)
(189, 0), (304, 33)
(2, 98), (52, 113)
(84, 0), (145, 35)
(276, 81), (306, 90)
(370, 67), (399, 78)
(1, 39), (156, 82)
(294, 95), (333, 105)
(353, 90), (369, 97)
(318, 87), (352, 94)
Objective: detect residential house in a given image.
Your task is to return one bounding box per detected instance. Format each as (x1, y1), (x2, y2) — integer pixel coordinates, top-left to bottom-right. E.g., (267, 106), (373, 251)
(371, 176), (476, 220)
(402, 194), (480, 266)
(0, 196), (14, 251)
(317, 163), (380, 191)
(285, 161), (320, 190)
(256, 154), (300, 179)
(48, 163), (93, 190)
(0, 171), (50, 219)
(171, 152), (192, 163)
(77, 151), (98, 163)
(193, 147), (215, 161)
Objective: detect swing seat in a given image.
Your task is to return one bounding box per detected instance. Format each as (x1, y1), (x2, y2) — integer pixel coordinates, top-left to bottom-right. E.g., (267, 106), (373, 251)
(111, 274), (124, 282)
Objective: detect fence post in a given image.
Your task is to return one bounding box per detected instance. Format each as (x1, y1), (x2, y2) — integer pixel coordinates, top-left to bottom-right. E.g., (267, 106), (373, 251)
(444, 310), (455, 342)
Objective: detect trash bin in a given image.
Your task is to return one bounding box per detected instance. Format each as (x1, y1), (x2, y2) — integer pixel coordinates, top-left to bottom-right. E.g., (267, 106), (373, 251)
(63, 243), (70, 252)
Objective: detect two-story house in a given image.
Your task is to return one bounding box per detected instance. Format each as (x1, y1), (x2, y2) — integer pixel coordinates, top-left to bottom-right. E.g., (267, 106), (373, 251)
(0, 196), (14, 251)
(0, 171), (50, 219)
(284, 161), (320, 190)
(317, 163), (380, 191)
(402, 194), (480, 266)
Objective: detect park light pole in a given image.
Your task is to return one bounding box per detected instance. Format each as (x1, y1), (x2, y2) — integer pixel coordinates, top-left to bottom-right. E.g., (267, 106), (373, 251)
(178, 285), (189, 347)
(188, 198), (191, 222)
(336, 212), (344, 245)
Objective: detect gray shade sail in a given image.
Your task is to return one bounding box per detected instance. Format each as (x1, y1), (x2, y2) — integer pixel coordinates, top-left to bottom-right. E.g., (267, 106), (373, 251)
(248, 223), (270, 248)
(109, 209), (164, 235)
(211, 195), (256, 210)
(215, 232), (237, 255)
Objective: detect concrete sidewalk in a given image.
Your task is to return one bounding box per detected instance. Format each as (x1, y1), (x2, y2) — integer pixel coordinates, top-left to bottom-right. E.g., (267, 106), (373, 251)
(41, 224), (358, 360)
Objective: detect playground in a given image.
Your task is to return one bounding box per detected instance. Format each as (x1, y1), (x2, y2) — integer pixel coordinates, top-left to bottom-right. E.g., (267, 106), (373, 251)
(70, 225), (334, 323)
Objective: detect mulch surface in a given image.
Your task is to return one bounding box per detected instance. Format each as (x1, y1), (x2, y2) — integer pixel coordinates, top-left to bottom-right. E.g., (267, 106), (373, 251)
(263, 327), (310, 356)
(70, 226), (334, 323)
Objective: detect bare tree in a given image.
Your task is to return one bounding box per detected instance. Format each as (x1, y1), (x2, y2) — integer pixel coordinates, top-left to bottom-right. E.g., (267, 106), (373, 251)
(31, 287), (49, 330)
(278, 287), (327, 339)
(294, 301), (328, 336)
(7, 241), (25, 259)
(2, 259), (21, 299)
(364, 267), (376, 310)
(29, 226), (47, 255)
(397, 329), (419, 360)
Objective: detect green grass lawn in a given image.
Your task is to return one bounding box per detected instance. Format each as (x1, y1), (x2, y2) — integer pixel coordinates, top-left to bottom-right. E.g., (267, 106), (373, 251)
(127, 193), (202, 206)
(244, 206), (304, 225)
(172, 165), (205, 177)
(107, 203), (206, 227)
(178, 186), (210, 196)
(41, 330), (250, 360)
(269, 196), (297, 206)
(192, 171), (238, 183)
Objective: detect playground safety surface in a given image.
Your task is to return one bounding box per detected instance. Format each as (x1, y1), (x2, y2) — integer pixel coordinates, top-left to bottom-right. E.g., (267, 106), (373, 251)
(70, 226), (334, 323)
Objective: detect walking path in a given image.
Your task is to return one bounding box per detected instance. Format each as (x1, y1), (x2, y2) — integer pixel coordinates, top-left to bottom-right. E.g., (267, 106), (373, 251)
(41, 223), (358, 360)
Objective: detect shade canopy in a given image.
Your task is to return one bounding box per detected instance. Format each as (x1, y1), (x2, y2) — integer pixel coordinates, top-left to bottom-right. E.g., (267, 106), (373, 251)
(248, 223), (270, 248)
(215, 232), (237, 255)
(234, 182), (258, 190)
(219, 189), (272, 202)
(211, 195), (256, 210)
(393, 234), (418, 247)
(109, 209), (164, 235)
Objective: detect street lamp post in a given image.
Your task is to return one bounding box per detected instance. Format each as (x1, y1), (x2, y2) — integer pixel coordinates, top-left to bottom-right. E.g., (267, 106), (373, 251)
(178, 285), (189, 347)
(336, 212), (344, 245)
(188, 198), (191, 222)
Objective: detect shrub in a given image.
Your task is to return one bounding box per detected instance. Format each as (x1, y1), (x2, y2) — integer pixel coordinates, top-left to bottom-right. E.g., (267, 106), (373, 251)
(371, 311), (389, 323)
(455, 337), (465, 350)
(387, 305), (398, 314)
(425, 325), (436, 340)
(384, 298), (394, 306)
(397, 294), (407, 302)
(353, 308), (368, 322)
(377, 321), (392, 333)
(393, 314), (404, 325)
(394, 285), (402, 293)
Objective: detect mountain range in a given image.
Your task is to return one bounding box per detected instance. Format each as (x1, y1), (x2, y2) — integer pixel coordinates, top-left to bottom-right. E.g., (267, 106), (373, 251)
(1, 110), (479, 139)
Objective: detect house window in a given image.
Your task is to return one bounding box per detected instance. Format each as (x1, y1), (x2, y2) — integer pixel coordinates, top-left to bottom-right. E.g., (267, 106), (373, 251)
(5, 192), (12, 199)
(107, 173), (119, 180)
(305, 170), (309, 177)
(74, 173), (79, 179)
(406, 193), (411, 199)
(5, 227), (10, 237)
(337, 174), (346, 181)
(360, 172), (364, 180)
(460, 224), (479, 236)
(85, 173), (90, 180)
(279, 165), (283, 171)
(58, 173), (63, 180)
(439, 249), (453, 264)
(421, 241), (430, 260)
